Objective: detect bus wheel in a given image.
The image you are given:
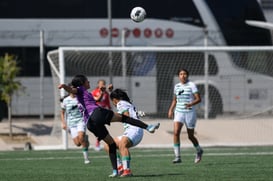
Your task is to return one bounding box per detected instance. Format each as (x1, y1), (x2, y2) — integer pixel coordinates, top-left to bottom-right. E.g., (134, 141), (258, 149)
(196, 85), (223, 119)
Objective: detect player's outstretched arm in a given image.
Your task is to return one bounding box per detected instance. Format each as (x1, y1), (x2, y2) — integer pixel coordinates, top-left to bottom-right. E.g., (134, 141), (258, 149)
(58, 84), (77, 94)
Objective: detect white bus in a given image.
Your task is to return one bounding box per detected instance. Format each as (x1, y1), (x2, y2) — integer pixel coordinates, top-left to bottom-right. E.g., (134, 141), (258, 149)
(0, 0), (272, 118)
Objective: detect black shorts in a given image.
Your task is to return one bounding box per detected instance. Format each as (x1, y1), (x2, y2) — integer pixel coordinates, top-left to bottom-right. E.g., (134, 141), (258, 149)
(86, 107), (114, 141)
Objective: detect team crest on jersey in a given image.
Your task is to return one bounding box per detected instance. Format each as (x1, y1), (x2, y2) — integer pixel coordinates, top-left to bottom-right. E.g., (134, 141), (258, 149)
(178, 90), (184, 95)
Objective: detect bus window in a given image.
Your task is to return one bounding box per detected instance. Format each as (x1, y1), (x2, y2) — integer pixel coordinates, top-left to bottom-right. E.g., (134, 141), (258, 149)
(205, 0), (273, 77)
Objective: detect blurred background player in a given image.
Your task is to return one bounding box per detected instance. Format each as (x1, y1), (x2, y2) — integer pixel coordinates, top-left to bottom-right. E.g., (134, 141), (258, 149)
(168, 68), (203, 164)
(91, 79), (113, 151)
(105, 89), (144, 177)
(60, 84), (90, 164)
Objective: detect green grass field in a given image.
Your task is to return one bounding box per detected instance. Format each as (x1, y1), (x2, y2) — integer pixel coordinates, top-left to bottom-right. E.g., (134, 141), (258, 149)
(0, 146), (273, 181)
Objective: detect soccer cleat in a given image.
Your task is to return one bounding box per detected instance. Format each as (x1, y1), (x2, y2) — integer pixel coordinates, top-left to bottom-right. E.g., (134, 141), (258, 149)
(194, 149), (204, 163)
(109, 170), (118, 178)
(172, 157), (182, 164)
(94, 146), (101, 151)
(84, 159), (91, 164)
(118, 165), (124, 175)
(146, 123), (160, 133)
(120, 169), (133, 177)
(94, 139), (102, 151)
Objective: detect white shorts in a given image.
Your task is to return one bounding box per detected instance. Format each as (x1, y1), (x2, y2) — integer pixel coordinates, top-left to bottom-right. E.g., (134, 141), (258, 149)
(118, 127), (143, 147)
(69, 121), (86, 139)
(174, 111), (197, 129)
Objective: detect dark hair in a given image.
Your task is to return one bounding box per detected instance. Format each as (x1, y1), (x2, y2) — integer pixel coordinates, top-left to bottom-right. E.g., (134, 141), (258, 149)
(71, 74), (87, 87)
(59, 94), (69, 102)
(110, 89), (131, 103)
(177, 68), (189, 76)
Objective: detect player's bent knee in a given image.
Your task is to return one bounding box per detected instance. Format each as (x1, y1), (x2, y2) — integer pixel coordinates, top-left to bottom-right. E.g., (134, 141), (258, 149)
(79, 136), (85, 143)
(73, 138), (81, 146)
(118, 143), (127, 150)
(74, 142), (81, 147)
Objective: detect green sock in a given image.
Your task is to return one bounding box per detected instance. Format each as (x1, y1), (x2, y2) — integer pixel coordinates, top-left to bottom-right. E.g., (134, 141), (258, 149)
(82, 147), (88, 160)
(194, 144), (202, 152)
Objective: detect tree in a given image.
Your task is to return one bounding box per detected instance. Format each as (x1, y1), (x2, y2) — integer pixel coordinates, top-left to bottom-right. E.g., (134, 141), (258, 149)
(0, 53), (23, 137)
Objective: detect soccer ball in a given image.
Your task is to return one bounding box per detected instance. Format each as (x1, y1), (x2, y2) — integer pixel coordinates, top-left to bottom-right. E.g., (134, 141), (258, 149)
(130, 7), (146, 23)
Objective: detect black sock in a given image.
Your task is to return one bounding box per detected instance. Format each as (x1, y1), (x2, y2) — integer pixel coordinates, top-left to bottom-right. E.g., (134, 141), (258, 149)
(109, 143), (117, 170)
(121, 115), (148, 129)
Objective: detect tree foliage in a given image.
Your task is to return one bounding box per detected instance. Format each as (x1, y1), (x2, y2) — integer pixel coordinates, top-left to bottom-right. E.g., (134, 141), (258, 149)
(0, 53), (22, 104)
(0, 53), (23, 136)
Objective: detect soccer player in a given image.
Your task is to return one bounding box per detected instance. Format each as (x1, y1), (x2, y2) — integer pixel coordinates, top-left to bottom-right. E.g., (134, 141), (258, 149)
(91, 79), (113, 109)
(168, 68), (203, 164)
(105, 89), (144, 177)
(91, 79), (113, 151)
(58, 74), (160, 177)
(60, 87), (90, 164)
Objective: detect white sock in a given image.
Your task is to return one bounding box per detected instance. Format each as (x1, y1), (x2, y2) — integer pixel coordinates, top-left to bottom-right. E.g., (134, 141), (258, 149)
(117, 153), (123, 169)
(117, 159), (122, 168)
(174, 144), (180, 158)
(122, 156), (130, 170)
(83, 149), (89, 160)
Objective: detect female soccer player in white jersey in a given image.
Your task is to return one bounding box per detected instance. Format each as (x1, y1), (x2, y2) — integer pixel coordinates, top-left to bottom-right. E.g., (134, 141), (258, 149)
(60, 87), (90, 164)
(168, 68), (203, 164)
(105, 89), (144, 177)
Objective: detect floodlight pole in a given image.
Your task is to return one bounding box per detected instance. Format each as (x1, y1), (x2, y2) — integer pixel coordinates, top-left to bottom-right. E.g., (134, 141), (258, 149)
(39, 30), (44, 121)
(108, 0), (113, 84)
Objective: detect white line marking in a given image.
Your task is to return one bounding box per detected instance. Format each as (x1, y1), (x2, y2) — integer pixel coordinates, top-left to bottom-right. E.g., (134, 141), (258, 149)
(1, 151), (273, 161)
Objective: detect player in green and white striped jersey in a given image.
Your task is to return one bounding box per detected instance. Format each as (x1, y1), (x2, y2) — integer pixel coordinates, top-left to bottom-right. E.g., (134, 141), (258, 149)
(105, 89), (144, 177)
(168, 68), (203, 164)
(60, 89), (90, 164)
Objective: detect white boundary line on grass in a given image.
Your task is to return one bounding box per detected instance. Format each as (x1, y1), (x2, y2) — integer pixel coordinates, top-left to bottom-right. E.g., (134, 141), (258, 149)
(33, 143), (273, 150)
(136, 143), (273, 148)
(1, 151), (273, 161)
